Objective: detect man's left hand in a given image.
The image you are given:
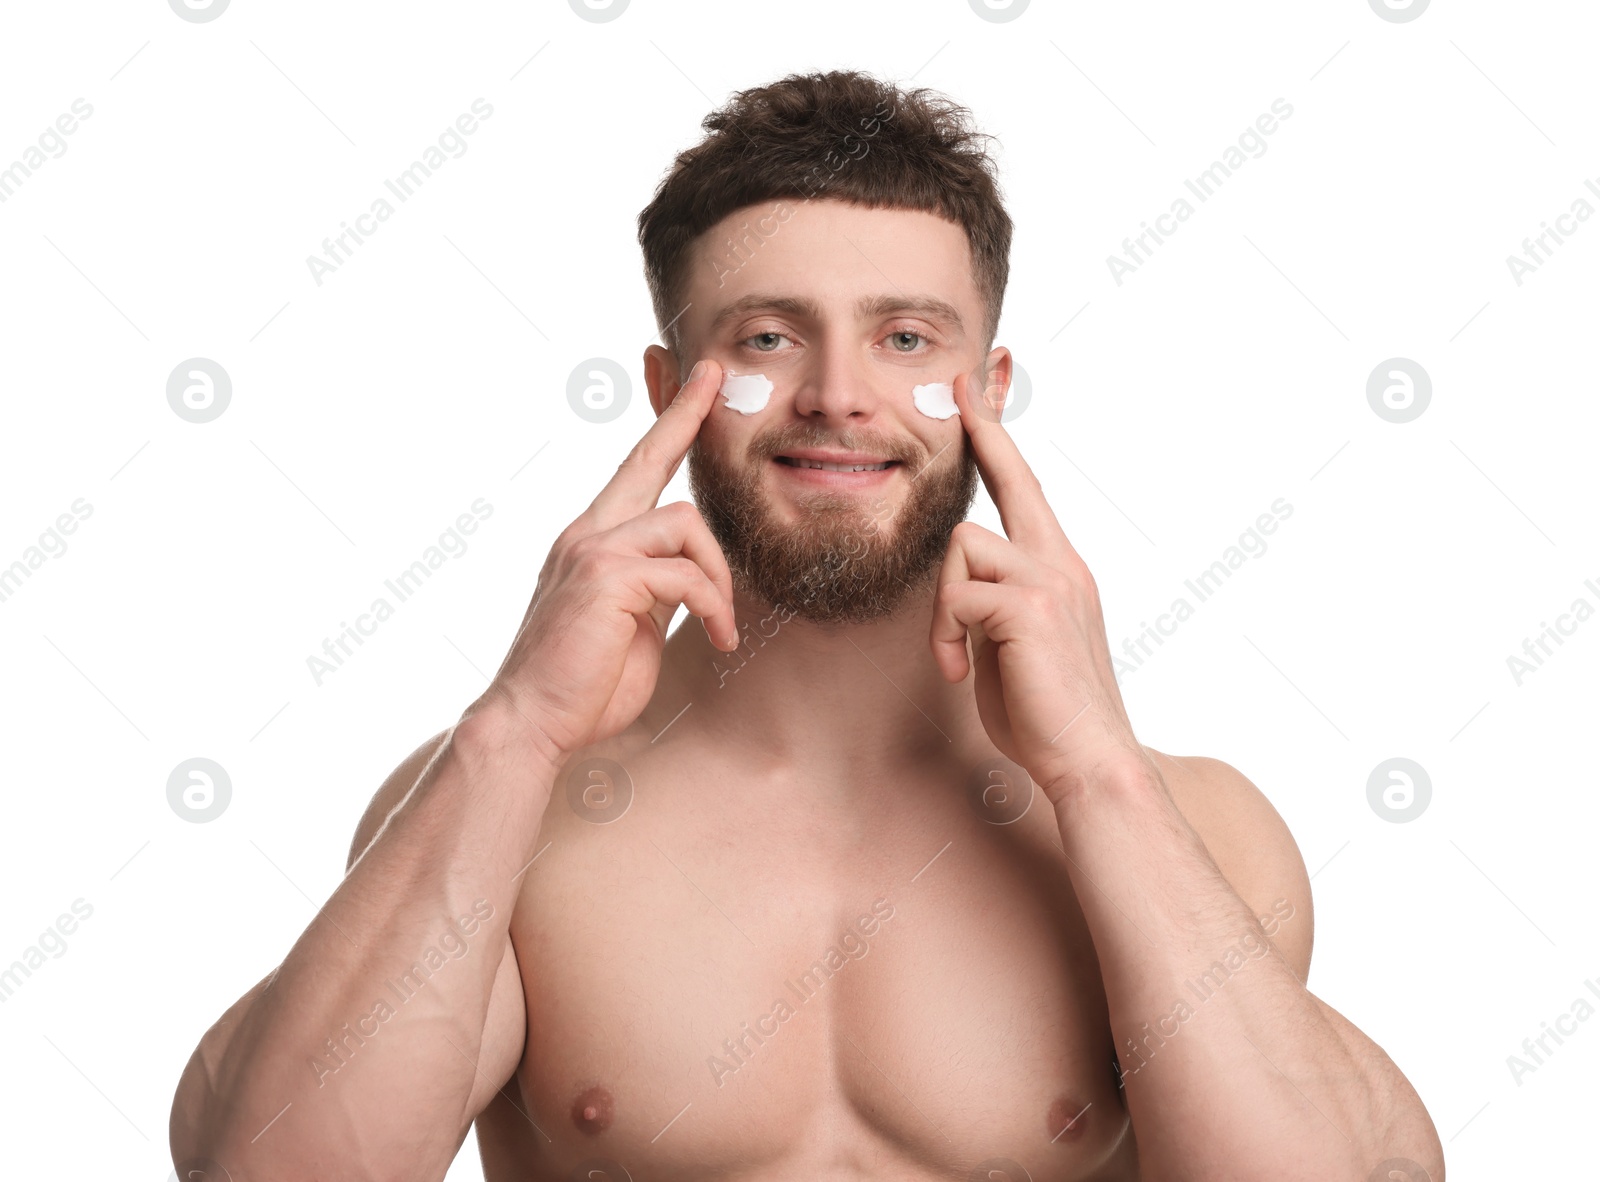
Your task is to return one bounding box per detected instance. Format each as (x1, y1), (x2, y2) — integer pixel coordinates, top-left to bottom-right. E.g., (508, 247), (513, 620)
(930, 368), (1159, 803)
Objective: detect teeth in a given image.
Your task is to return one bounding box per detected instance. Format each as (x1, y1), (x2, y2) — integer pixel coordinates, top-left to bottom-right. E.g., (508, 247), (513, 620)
(783, 458), (892, 472)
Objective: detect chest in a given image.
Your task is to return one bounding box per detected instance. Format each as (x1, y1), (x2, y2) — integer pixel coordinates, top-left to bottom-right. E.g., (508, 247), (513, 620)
(504, 753), (1134, 1179)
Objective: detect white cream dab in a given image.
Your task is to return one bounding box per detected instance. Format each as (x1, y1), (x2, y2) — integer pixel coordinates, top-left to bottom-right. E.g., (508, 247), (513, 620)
(719, 371), (772, 415)
(912, 381), (959, 420)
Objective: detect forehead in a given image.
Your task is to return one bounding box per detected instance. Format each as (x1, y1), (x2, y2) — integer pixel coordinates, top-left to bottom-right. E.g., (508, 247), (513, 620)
(680, 199), (979, 342)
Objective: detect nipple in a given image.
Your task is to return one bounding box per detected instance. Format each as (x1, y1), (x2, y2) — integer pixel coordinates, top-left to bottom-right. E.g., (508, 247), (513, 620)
(1047, 1096), (1090, 1142)
(571, 1084), (614, 1134)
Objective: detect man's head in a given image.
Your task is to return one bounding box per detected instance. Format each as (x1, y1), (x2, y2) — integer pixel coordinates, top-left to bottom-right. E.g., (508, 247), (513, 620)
(637, 70), (1013, 625)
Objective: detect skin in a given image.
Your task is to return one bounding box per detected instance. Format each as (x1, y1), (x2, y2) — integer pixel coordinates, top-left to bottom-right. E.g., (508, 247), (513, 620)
(169, 198), (1444, 1181)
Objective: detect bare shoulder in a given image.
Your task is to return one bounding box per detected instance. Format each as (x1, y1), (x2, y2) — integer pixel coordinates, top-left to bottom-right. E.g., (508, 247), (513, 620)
(1141, 746), (1314, 980)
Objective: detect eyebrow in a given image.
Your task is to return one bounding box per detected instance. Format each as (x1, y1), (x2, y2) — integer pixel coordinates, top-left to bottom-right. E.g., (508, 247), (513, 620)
(706, 293), (967, 337)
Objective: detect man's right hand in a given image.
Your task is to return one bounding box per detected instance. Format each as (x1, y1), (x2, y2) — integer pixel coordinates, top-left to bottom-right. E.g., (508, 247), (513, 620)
(475, 357), (739, 760)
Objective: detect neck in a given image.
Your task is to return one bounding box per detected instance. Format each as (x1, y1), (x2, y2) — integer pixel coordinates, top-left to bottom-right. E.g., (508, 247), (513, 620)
(651, 584), (979, 772)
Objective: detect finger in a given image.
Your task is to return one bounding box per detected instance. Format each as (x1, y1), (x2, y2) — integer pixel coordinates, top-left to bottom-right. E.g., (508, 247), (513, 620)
(583, 358), (723, 533)
(951, 368), (1074, 564)
(607, 556), (738, 651)
(935, 521), (1051, 589)
(929, 523), (1052, 679)
(928, 580), (1029, 682)
(600, 501), (735, 617)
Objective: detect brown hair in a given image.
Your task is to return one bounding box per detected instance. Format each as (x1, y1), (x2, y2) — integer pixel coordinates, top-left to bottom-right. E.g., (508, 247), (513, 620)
(637, 69), (1012, 371)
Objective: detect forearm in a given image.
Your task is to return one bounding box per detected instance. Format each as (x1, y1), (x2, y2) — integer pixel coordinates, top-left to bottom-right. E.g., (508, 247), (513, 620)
(1050, 763), (1441, 1178)
(171, 707), (559, 1180)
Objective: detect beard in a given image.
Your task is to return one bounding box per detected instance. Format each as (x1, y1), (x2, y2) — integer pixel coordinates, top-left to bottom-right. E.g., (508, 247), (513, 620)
(687, 422), (979, 625)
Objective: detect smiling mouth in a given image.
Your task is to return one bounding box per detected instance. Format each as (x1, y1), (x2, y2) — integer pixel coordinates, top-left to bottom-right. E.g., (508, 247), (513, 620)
(775, 457), (900, 473)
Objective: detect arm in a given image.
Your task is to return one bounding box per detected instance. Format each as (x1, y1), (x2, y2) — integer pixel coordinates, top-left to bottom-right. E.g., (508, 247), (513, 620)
(1058, 750), (1443, 1178)
(169, 356), (737, 1180)
(931, 368), (1443, 1179)
(168, 710), (561, 1180)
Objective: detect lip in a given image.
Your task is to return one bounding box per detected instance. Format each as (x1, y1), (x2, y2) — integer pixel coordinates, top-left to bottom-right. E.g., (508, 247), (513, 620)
(771, 454), (901, 489)
(776, 449), (897, 465)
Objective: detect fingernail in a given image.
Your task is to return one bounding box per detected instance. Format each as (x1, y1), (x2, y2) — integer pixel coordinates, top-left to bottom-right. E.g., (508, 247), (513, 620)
(688, 360), (706, 385)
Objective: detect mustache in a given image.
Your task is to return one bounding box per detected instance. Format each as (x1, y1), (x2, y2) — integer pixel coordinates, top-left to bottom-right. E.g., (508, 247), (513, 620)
(747, 425), (926, 466)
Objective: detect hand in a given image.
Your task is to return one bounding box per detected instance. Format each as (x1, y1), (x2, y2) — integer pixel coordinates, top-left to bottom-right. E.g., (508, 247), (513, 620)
(929, 369), (1157, 804)
(473, 359), (739, 761)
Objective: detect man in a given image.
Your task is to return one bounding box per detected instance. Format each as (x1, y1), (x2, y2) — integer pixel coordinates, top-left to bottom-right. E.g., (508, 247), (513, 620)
(171, 70), (1443, 1181)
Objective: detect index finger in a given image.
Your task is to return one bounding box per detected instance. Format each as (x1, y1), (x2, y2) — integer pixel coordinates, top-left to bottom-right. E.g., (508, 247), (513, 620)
(951, 365), (1071, 561)
(584, 358), (723, 531)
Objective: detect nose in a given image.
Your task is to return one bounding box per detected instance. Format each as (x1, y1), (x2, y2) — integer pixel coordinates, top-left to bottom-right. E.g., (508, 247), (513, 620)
(788, 337), (885, 423)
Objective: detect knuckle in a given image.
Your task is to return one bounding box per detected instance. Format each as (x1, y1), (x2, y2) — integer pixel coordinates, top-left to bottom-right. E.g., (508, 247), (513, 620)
(667, 500), (701, 527)
(568, 539), (609, 581)
(620, 440), (657, 474)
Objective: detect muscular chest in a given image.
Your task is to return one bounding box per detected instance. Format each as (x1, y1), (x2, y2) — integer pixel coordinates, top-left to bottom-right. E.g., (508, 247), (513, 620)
(502, 749), (1133, 1180)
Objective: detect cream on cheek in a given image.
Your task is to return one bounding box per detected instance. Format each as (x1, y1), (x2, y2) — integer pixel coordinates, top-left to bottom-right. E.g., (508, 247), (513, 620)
(715, 371), (968, 420)
(911, 381), (958, 420)
(718, 370), (773, 415)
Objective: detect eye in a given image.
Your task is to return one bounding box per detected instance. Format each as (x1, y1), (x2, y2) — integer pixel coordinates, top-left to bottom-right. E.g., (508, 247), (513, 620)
(741, 330), (793, 353)
(884, 328), (933, 353)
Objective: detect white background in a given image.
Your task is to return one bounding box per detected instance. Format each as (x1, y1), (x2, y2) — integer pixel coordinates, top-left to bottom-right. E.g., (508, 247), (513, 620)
(0, 0), (1594, 1176)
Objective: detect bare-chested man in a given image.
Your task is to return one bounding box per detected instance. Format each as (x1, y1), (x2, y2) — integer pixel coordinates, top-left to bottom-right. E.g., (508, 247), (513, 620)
(170, 70), (1443, 1181)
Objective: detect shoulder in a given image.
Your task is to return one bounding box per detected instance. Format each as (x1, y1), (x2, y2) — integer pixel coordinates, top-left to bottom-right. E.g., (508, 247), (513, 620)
(1142, 747), (1314, 981)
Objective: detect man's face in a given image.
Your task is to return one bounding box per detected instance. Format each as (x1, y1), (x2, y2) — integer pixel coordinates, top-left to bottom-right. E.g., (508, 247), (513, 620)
(655, 198), (1006, 625)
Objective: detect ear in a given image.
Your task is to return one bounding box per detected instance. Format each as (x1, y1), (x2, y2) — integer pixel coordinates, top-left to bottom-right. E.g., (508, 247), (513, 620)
(981, 347), (1013, 401)
(973, 347), (1014, 420)
(644, 344), (686, 418)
